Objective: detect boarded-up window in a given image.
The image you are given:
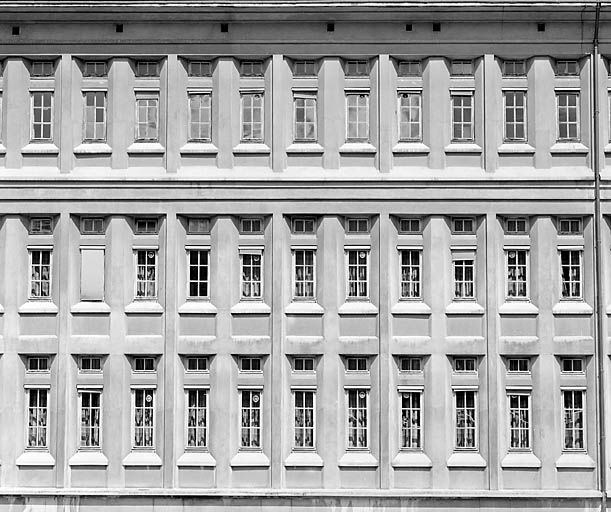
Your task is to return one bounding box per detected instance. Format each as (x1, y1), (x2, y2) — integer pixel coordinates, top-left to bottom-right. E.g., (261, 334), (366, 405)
(80, 247), (105, 301)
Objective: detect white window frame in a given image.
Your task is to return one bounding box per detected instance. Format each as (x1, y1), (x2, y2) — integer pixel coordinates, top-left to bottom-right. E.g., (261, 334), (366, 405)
(82, 90), (107, 142)
(345, 388), (369, 450)
(293, 92), (317, 142)
(559, 248), (583, 300)
(134, 93), (159, 142)
(188, 92), (212, 142)
(399, 388), (423, 451)
(25, 387), (50, 449)
(399, 248), (422, 300)
(30, 91), (54, 142)
(562, 388), (586, 452)
(78, 388), (103, 450)
(185, 387), (209, 450)
(505, 248), (529, 300)
(240, 249), (264, 300)
(345, 92), (370, 142)
(503, 90), (527, 142)
(453, 256), (476, 300)
(292, 248), (316, 301)
(186, 247), (210, 300)
(345, 248), (370, 300)
(556, 91), (580, 142)
(131, 387), (156, 449)
(28, 247), (53, 300)
(507, 391), (531, 451)
(450, 92), (474, 142)
(240, 92), (264, 142)
(398, 92), (422, 142)
(239, 388), (263, 449)
(134, 248), (158, 300)
(453, 388), (478, 451)
(292, 388), (316, 450)
(507, 357), (530, 374)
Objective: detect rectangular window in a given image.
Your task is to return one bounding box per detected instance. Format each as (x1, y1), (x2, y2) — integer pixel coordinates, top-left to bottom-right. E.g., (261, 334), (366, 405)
(186, 357), (208, 372)
(399, 218), (421, 234)
(240, 61), (264, 77)
(79, 391), (101, 448)
(83, 91), (106, 141)
(454, 390), (477, 449)
(557, 92), (579, 141)
(187, 218), (210, 234)
(508, 393), (530, 450)
(186, 388), (208, 448)
(345, 60), (369, 77)
(562, 357), (584, 374)
(293, 249), (315, 299)
(133, 389), (155, 448)
(241, 93), (264, 141)
(29, 217), (53, 234)
(27, 357), (49, 372)
(80, 247), (105, 301)
(397, 60), (421, 77)
(556, 60), (580, 76)
(450, 60), (474, 76)
(240, 217), (263, 234)
(240, 357), (262, 372)
(240, 390), (261, 448)
(398, 93), (422, 141)
(135, 61), (159, 78)
(188, 93), (211, 141)
(347, 389), (368, 448)
(294, 357), (315, 372)
(27, 389), (48, 448)
(293, 390), (315, 449)
(134, 357), (156, 372)
(346, 249), (369, 298)
(506, 249), (528, 299)
(401, 391), (422, 449)
(453, 259), (475, 299)
(451, 94), (474, 142)
(31, 91), (53, 141)
(31, 61), (54, 77)
(560, 250), (582, 299)
(188, 61), (212, 77)
(135, 249), (157, 299)
(79, 356), (102, 372)
(346, 357), (368, 372)
(504, 91), (526, 142)
(135, 94), (159, 142)
(454, 357), (477, 373)
(83, 61), (108, 78)
(508, 358), (530, 373)
(294, 95), (317, 142)
(293, 60), (317, 77)
(346, 93), (369, 142)
(80, 217), (105, 235)
(558, 217), (582, 235)
(502, 60), (526, 77)
(187, 249), (209, 299)
(400, 249), (422, 299)
(292, 217), (316, 234)
(505, 217), (528, 235)
(135, 218), (158, 234)
(400, 357), (422, 372)
(240, 252), (263, 299)
(29, 249), (52, 299)
(563, 390), (585, 450)
(452, 217), (475, 234)
(346, 217), (369, 233)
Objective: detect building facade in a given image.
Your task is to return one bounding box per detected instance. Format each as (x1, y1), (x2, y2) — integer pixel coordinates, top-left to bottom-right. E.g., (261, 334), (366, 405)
(0, 0), (610, 510)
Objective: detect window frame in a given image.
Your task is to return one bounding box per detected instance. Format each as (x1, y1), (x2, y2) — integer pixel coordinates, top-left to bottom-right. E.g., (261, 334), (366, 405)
(502, 60), (527, 77)
(345, 388), (369, 450)
(399, 357), (423, 373)
(134, 92), (160, 142)
(561, 389), (586, 452)
(134, 249), (158, 300)
(505, 217), (529, 235)
(400, 389), (423, 451)
(453, 256), (476, 300)
(450, 93), (475, 142)
(186, 356), (209, 373)
(239, 388), (263, 449)
(345, 248), (370, 300)
(82, 90), (107, 142)
(556, 91), (580, 142)
(186, 248), (210, 300)
(399, 248), (422, 300)
(559, 248), (583, 300)
(507, 357), (530, 374)
(30, 91), (54, 142)
(187, 92), (212, 142)
(79, 356), (102, 373)
(398, 92), (423, 142)
(292, 248), (316, 301)
(453, 389), (478, 451)
(292, 389), (316, 450)
(345, 92), (370, 143)
(28, 248), (53, 300)
(503, 90), (527, 143)
(26, 387), (49, 449)
(505, 248), (530, 300)
(78, 389), (103, 450)
(293, 92), (318, 143)
(131, 387), (156, 449)
(184, 387), (209, 450)
(507, 391), (532, 451)
(240, 249), (264, 300)
(240, 91), (265, 142)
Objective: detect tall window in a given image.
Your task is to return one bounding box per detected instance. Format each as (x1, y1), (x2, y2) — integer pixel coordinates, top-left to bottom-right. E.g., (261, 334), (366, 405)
(29, 249), (52, 299)
(186, 388), (208, 448)
(240, 390), (261, 448)
(398, 93), (422, 141)
(293, 390), (315, 449)
(241, 93), (264, 142)
(560, 250), (582, 299)
(187, 249), (209, 299)
(241, 252), (263, 299)
(346, 93), (369, 142)
(504, 91), (526, 142)
(79, 391), (101, 448)
(294, 94), (317, 142)
(453, 258), (475, 299)
(346, 249), (369, 298)
(506, 249), (528, 298)
(455, 390), (477, 449)
(400, 249), (421, 299)
(557, 92), (579, 141)
(508, 393), (530, 449)
(135, 250), (157, 299)
(401, 391), (422, 449)
(31, 91), (53, 141)
(27, 388), (48, 448)
(293, 249), (315, 299)
(347, 389), (368, 449)
(563, 390), (585, 450)
(188, 93), (211, 141)
(133, 389), (155, 448)
(83, 91), (106, 141)
(135, 94), (159, 141)
(451, 94), (474, 142)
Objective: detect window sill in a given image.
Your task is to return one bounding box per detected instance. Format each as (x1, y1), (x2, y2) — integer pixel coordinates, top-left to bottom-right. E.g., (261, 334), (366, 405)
(391, 301), (431, 315)
(73, 143), (112, 155)
(71, 301), (111, 314)
(122, 451), (162, 467)
(18, 301), (58, 314)
(180, 142), (218, 155)
(69, 451), (109, 467)
(555, 453), (595, 469)
(553, 301), (593, 315)
(550, 142), (588, 154)
(338, 452), (378, 468)
(446, 452), (486, 468)
(232, 143), (271, 154)
(391, 451), (433, 468)
(230, 451), (270, 467)
(339, 142), (377, 154)
(284, 451), (324, 468)
(501, 452), (541, 469)
(285, 302), (324, 315)
(127, 142), (165, 154)
(177, 451), (217, 467)
(445, 302), (484, 315)
(286, 143), (324, 154)
(178, 301), (218, 315)
(392, 142), (430, 154)
(125, 301), (163, 314)
(21, 143), (59, 155)
(499, 301), (539, 315)
(338, 301), (378, 315)
(16, 451), (55, 467)
(231, 301), (271, 315)
(444, 142), (482, 154)
(497, 143), (535, 154)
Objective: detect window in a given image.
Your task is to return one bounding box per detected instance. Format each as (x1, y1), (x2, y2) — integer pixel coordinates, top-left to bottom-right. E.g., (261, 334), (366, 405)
(398, 93), (422, 141)
(135, 94), (159, 141)
(293, 60), (317, 77)
(133, 389), (155, 448)
(400, 249), (422, 299)
(454, 390), (477, 449)
(508, 358), (530, 373)
(83, 91), (106, 141)
(346, 93), (369, 142)
(399, 218), (421, 234)
(29, 217), (53, 234)
(294, 357), (315, 372)
(453, 259), (475, 299)
(346, 218), (369, 233)
(135, 250), (157, 299)
(347, 389), (368, 448)
(557, 92), (579, 141)
(345, 60), (369, 77)
(30, 61), (54, 77)
(188, 61), (212, 77)
(450, 60), (474, 76)
(400, 357), (422, 372)
(562, 358), (584, 374)
(31, 91), (53, 141)
(27, 389), (48, 448)
(79, 246), (104, 301)
(400, 391), (422, 449)
(508, 393), (530, 450)
(241, 93), (264, 141)
(187, 218), (210, 234)
(240, 252), (263, 299)
(79, 391), (101, 448)
(187, 249), (209, 299)
(186, 388), (208, 448)
(293, 390), (315, 448)
(294, 94), (317, 142)
(451, 94), (474, 142)
(452, 217), (475, 234)
(29, 249), (52, 299)
(293, 249), (315, 300)
(506, 249), (528, 298)
(556, 59), (579, 76)
(346, 249), (369, 298)
(240, 390), (261, 448)
(135, 61), (159, 77)
(186, 357), (208, 372)
(558, 217), (582, 235)
(454, 357), (477, 373)
(135, 218), (158, 234)
(240, 357), (262, 372)
(80, 217), (104, 235)
(83, 61), (107, 78)
(27, 357), (49, 372)
(79, 356), (102, 372)
(134, 357), (156, 372)
(346, 357), (368, 372)
(504, 91), (526, 142)
(397, 60), (421, 77)
(240, 217), (263, 234)
(292, 217), (316, 234)
(560, 250), (582, 299)
(505, 217), (528, 235)
(188, 93), (211, 141)
(562, 390), (585, 450)
(502, 60), (526, 77)
(240, 61), (264, 77)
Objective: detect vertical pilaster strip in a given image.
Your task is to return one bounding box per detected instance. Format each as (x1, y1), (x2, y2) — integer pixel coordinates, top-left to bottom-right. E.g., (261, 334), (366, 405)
(110, 59), (131, 170)
(59, 55), (73, 173)
(483, 54), (499, 173)
(531, 57), (554, 170)
(320, 58), (342, 170)
(5, 58), (26, 169)
(377, 55), (393, 173)
(425, 58), (448, 170)
(215, 59), (235, 169)
(165, 55), (180, 174)
(271, 55), (288, 172)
